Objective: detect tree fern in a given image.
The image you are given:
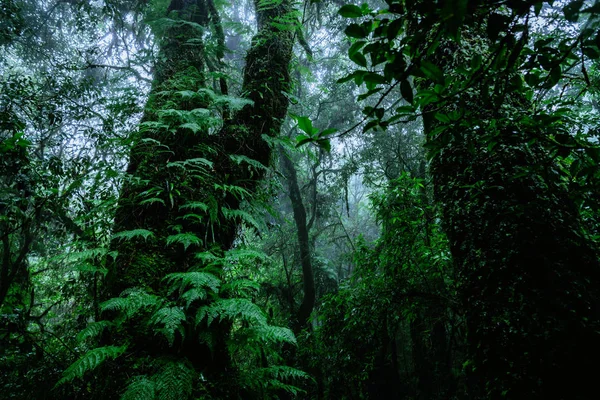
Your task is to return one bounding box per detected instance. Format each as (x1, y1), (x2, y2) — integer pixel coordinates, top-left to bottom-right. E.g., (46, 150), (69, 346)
(121, 376), (156, 400)
(149, 306), (186, 346)
(56, 346), (126, 386)
(155, 361), (194, 400)
(77, 320), (114, 342)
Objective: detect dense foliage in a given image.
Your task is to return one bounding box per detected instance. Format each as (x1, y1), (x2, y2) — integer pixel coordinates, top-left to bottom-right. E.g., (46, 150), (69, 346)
(2, 0), (600, 399)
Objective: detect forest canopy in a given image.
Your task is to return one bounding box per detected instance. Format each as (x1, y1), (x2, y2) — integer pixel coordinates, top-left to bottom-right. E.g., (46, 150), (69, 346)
(1, 0), (600, 399)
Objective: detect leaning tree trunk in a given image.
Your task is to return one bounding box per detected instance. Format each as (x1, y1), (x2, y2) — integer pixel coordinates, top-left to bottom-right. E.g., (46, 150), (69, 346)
(100, 0), (294, 396)
(419, 22), (600, 400)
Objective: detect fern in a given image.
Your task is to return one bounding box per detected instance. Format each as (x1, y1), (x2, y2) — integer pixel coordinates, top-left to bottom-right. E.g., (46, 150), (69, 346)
(138, 197), (166, 206)
(155, 361), (194, 400)
(213, 183), (250, 200)
(149, 306), (186, 346)
(221, 279), (260, 298)
(166, 232), (202, 251)
(179, 201), (209, 212)
(101, 288), (162, 319)
(163, 271), (221, 295)
(121, 376), (156, 400)
(246, 325), (296, 345)
(181, 287), (208, 308)
(56, 346), (126, 386)
(221, 208), (261, 231)
(77, 320), (114, 342)
(111, 229), (155, 242)
(197, 298), (267, 327)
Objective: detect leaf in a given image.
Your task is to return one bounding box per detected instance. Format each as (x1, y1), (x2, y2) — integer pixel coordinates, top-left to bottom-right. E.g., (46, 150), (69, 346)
(149, 307), (186, 346)
(316, 138), (331, 153)
(350, 51), (368, 67)
(348, 41), (366, 58)
(338, 5), (363, 18)
(420, 60), (444, 83)
(345, 23), (368, 39)
(121, 376), (156, 400)
(166, 233), (202, 251)
(77, 321), (113, 342)
(155, 362), (194, 400)
(56, 346), (126, 387)
(400, 80), (414, 104)
(111, 229), (154, 242)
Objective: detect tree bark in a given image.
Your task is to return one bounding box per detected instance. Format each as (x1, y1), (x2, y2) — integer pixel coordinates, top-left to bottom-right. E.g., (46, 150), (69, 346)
(420, 29), (600, 400)
(279, 146), (315, 331)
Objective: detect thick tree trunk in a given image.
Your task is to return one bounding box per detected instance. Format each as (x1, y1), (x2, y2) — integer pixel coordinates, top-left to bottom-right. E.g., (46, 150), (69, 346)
(421, 35), (600, 400)
(100, 0), (295, 396)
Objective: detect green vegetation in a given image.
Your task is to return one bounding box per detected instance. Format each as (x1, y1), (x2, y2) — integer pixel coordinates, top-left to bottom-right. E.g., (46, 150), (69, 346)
(1, 0), (599, 399)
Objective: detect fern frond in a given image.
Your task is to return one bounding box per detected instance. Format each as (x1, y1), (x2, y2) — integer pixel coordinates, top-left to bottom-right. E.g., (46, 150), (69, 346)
(179, 201), (209, 212)
(213, 183), (250, 200)
(138, 197), (166, 206)
(181, 288), (207, 308)
(163, 271), (220, 295)
(264, 365), (311, 381)
(246, 325), (297, 345)
(155, 361), (194, 400)
(77, 320), (113, 342)
(121, 376), (155, 400)
(213, 95), (253, 111)
(56, 346), (126, 387)
(197, 298), (266, 327)
(221, 208), (261, 231)
(101, 288), (161, 319)
(229, 154), (267, 171)
(111, 229), (155, 242)
(74, 262), (109, 276)
(221, 279), (260, 298)
(149, 307), (186, 346)
(166, 232), (202, 251)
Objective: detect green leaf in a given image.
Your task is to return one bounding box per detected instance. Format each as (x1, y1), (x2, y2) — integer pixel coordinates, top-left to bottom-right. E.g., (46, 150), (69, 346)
(56, 346), (126, 387)
(400, 80), (414, 104)
(345, 23), (368, 39)
(166, 233), (202, 251)
(112, 229), (155, 242)
(316, 138), (331, 153)
(294, 115), (316, 135)
(420, 60), (444, 83)
(350, 51), (368, 67)
(338, 5), (363, 18)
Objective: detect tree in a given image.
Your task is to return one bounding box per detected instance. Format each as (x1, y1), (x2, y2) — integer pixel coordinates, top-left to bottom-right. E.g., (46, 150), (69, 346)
(339, 0), (600, 398)
(57, 0), (301, 397)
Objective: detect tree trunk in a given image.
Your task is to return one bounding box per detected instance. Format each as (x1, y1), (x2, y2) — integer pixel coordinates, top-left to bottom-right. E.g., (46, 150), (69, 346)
(279, 146), (315, 331)
(100, 0), (295, 396)
(421, 31), (600, 400)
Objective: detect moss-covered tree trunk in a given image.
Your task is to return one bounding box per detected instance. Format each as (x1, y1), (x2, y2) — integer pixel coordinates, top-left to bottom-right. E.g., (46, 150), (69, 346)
(420, 26), (600, 400)
(100, 0), (295, 396)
